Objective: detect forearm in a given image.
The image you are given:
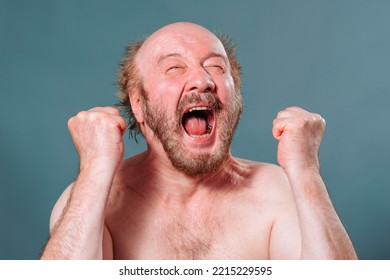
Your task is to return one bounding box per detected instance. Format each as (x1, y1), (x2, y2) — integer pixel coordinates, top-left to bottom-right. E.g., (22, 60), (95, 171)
(286, 169), (357, 259)
(41, 166), (114, 259)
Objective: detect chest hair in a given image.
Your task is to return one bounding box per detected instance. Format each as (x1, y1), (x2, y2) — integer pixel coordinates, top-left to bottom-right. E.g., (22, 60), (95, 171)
(161, 211), (223, 259)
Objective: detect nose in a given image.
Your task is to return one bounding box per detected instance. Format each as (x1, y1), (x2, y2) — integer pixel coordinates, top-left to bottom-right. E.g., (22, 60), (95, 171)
(185, 67), (215, 93)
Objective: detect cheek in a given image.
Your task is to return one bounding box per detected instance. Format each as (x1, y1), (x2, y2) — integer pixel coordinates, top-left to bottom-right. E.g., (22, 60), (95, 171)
(147, 78), (183, 108)
(217, 76), (236, 104)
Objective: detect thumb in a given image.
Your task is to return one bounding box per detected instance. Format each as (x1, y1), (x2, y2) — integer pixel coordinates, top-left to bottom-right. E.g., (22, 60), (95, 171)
(272, 117), (288, 140)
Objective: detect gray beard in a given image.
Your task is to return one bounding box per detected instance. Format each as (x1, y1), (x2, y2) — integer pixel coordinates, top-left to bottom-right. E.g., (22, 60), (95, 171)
(142, 92), (242, 176)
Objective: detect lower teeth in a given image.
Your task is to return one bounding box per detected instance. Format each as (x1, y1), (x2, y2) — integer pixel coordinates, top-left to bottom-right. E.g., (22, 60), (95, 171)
(192, 134), (209, 138)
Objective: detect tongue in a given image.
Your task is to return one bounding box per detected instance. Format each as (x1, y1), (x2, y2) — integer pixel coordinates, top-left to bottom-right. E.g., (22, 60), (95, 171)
(183, 115), (207, 136)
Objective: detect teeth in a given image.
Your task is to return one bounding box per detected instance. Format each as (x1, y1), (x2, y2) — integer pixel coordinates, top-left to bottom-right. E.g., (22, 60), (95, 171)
(191, 134), (210, 138)
(188, 106), (211, 112)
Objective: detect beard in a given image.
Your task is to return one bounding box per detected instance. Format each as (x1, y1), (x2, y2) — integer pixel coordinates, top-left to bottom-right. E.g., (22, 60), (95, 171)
(142, 91), (242, 177)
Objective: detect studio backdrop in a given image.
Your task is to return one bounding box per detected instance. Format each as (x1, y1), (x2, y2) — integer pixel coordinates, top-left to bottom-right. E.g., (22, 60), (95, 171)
(1, 0), (389, 259)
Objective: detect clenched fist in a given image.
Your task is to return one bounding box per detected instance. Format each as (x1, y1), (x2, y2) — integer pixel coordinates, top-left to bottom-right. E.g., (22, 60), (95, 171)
(68, 106), (127, 173)
(272, 107), (326, 175)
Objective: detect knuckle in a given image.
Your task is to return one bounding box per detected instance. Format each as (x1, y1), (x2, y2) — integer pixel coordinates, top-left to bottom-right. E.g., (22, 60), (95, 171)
(90, 106), (103, 111)
(67, 117), (75, 128)
(289, 106), (300, 111)
(110, 107), (120, 115)
(312, 113), (326, 127)
(295, 117), (306, 127)
(75, 110), (105, 124)
(312, 113), (322, 121)
(76, 111), (87, 119)
(277, 110), (287, 119)
(321, 117), (326, 127)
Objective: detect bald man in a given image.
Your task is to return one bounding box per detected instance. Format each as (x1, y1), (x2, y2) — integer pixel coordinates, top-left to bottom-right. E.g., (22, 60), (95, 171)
(41, 22), (357, 260)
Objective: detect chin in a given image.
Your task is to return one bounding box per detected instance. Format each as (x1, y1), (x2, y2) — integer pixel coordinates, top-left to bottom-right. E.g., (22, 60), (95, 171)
(165, 135), (230, 177)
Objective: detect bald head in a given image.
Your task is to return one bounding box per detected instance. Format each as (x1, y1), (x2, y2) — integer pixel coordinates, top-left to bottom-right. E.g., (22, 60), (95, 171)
(142, 23), (218, 46)
(141, 22), (219, 53)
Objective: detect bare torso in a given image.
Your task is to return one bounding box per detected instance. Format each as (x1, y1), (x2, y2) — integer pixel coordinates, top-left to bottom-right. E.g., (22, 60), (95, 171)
(104, 153), (297, 259)
(41, 22), (356, 260)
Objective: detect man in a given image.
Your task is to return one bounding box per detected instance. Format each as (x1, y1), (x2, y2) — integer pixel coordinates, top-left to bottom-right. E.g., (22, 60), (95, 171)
(41, 22), (357, 259)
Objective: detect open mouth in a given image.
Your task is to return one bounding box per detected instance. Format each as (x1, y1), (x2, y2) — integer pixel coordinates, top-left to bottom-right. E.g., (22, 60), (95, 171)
(181, 106), (215, 138)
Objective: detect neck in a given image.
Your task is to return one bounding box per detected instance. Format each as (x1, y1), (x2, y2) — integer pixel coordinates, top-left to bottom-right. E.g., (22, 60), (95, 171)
(130, 146), (237, 202)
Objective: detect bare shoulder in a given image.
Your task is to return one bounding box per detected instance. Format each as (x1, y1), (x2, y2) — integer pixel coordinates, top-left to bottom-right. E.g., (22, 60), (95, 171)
(232, 157), (291, 195)
(230, 157), (296, 215)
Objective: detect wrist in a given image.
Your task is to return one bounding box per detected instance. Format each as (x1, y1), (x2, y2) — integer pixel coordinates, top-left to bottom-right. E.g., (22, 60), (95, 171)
(73, 161), (118, 202)
(79, 157), (120, 176)
(283, 165), (328, 203)
(283, 162), (320, 181)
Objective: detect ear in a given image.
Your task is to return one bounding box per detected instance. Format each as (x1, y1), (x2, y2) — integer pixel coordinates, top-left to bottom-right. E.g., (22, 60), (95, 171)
(129, 92), (144, 123)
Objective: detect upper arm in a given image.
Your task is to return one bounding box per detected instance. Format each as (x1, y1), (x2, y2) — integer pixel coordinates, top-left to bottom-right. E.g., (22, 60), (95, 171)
(266, 167), (302, 259)
(269, 203), (301, 259)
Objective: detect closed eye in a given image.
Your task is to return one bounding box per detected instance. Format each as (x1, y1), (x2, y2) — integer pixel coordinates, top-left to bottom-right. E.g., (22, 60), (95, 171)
(205, 65), (225, 75)
(166, 65), (185, 74)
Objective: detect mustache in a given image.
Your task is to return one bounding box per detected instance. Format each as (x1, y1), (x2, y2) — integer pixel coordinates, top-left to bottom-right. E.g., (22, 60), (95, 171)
(178, 92), (223, 114)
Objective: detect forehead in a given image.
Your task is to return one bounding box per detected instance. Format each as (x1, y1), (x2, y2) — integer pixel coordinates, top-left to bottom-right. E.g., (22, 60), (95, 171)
(137, 24), (227, 66)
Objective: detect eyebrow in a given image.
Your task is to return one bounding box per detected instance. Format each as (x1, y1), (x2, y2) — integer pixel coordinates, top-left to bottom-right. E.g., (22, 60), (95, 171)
(205, 52), (228, 63)
(158, 53), (182, 65)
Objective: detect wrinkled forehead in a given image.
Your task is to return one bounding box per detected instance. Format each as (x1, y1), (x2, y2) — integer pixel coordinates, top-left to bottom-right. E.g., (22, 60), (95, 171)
(136, 23), (227, 73)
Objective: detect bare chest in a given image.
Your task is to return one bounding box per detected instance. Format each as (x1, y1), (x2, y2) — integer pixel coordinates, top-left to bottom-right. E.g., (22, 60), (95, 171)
(106, 202), (271, 260)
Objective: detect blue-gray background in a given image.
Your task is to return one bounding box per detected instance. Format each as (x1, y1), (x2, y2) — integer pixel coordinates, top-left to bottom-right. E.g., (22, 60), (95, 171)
(1, 0), (389, 259)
